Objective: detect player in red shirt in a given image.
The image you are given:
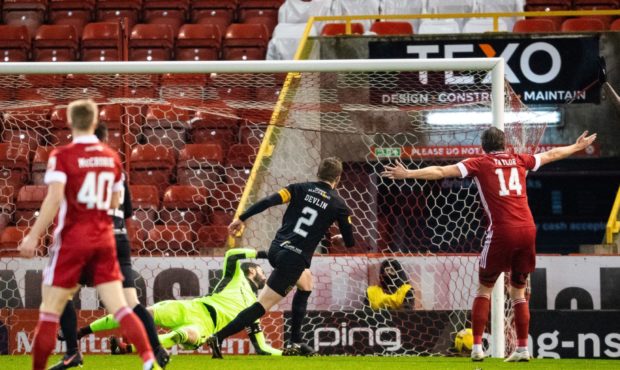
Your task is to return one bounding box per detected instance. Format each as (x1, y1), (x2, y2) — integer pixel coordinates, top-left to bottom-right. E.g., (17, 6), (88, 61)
(382, 127), (596, 362)
(18, 99), (159, 370)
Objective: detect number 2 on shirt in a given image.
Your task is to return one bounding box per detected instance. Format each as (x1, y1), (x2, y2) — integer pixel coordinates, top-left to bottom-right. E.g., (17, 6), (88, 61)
(495, 167), (522, 196)
(77, 171), (115, 209)
(293, 207), (318, 237)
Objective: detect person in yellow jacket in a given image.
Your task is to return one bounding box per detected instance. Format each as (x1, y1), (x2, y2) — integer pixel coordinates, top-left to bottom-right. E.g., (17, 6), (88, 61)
(366, 259), (415, 310)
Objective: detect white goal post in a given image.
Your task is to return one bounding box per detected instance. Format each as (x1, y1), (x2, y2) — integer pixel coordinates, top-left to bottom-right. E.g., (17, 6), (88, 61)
(0, 58), (507, 357)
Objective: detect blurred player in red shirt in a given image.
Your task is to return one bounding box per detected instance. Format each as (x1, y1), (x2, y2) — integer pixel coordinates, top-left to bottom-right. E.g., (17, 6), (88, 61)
(18, 99), (159, 370)
(382, 127), (596, 362)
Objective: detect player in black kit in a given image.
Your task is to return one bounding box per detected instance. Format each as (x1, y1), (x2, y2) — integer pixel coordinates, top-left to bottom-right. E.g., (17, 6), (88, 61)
(206, 157), (355, 358)
(50, 122), (169, 369)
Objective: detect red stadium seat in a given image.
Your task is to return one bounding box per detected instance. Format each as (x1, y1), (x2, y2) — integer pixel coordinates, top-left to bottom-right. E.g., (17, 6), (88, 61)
(96, 0), (142, 30)
(0, 226), (31, 256)
(195, 11), (232, 36)
(370, 21), (414, 35)
(129, 24), (175, 61)
(146, 225), (195, 255)
(223, 23), (269, 60)
(612, 18), (620, 30)
(129, 185), (160, 234)
(513, 18), (558, 32)
(321, 23), (364, 36)
(161, 185), (208, 231)
(129, 144), (176, 196)
(190, 111), (237, 150)
(49, 0), (95, 36)
(32, 146), (55, 185)
(208, 183), (242, 211)
(226, 144), (257, 168)
(2, 0), (47, 38)
(243, 14), (278, 36)
(48, 107), (73, 146)
(143, 104), (190, 152)
(561, 17), (607, 31)
(125, 218), (145, 252)
(191, 0), (236, 24)
(177, 143), (224, 188)
(81, 22), (122, 61)
(143, 0), (189, 34)
(0, 25), (31, 62)
(0, 143), (30, 189)
(197, 225), (228, 250)
(238, 0), (282, 22)
(176, 24), (221, 61)
(16, 185), (47, 226)
(33, 25), (79, 62)
(98, 104), (123, 152)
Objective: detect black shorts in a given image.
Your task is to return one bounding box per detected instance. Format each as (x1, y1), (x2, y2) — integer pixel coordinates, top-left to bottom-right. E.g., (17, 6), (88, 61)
(79, 233), (135, 288)
(266, 245), (306, 297)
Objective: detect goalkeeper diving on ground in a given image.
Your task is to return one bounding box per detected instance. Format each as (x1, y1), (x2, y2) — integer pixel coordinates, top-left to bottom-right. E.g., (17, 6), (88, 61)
(68, 248), (293, 356)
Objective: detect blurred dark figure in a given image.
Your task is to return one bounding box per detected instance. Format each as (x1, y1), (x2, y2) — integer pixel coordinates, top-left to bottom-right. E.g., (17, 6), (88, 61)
(366, 259), (415, 310)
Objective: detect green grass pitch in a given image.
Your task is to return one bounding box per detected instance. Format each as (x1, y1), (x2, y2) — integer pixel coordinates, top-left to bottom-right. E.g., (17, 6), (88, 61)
(0, 355), (618, 370)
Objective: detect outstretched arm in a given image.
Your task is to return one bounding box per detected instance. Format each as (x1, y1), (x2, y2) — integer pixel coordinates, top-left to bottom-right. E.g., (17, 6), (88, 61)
(221, 248), (268, 278)
(381, 160), (461, 181)
(228, 190), (289, 236)
(537, 131), (597, 167)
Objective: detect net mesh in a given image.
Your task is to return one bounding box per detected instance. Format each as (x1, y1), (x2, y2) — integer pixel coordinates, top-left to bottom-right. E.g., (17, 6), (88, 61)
(0, 62), (545, 356)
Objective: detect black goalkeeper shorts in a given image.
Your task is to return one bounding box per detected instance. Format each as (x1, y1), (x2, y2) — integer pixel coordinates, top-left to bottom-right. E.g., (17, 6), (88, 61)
(79, 233), (135, 288)
(266, 245), (306, 297)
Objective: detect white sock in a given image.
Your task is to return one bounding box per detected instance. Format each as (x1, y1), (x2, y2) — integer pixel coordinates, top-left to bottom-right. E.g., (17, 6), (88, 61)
(517, 346), (528, 353)
(472, 344), (483, 353)
(143, 359), (154, 370)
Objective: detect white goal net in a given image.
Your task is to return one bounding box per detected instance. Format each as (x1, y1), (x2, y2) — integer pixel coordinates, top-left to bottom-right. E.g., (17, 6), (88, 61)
(0, 59), (545, 357)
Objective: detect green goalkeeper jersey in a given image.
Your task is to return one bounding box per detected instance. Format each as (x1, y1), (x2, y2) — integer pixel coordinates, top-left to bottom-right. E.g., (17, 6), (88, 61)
(196, 248), (260, 331)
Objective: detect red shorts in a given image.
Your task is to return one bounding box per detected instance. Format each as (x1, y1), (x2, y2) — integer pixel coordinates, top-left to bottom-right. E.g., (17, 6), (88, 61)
(42, 241), (122, 289)
(479, 225), (536, 285)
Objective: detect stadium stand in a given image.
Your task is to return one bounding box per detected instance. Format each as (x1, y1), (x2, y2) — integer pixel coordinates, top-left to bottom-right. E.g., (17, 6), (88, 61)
(129, 23), (175, 61)
(320, 22), (364, 36)
(15, 185), (47, 226)
(223, 23), (270, 60)
(513, 18), (558, 32)
(129, 144), (176, 196)
(2, 0), (47, 38)
(0, 226), (30, 256)
(81, 22), (123, 61)
(176, 23), (221, 60)
(31, 147), (54, 185)
(161, 185), (209, 232)
(0, 25), (31, 62)
(0, 143), (29, 191)
(177, 143), (224, 188)
(33, 24), (79, 61)
(96, 0), (142, 29)
(462, 18), (509, 33)
(561, 17), (607, 31)
(370, 21), (414, 35)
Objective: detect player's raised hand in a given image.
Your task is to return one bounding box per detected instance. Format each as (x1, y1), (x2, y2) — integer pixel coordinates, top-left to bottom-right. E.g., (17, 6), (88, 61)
(574, 130), (597, 151)
(228, 219), (245, 236)
(381, 160), (409, 180)
(18, 234), (38, 259)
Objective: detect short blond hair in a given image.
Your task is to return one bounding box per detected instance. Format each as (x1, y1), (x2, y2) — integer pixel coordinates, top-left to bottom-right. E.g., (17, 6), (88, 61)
(67, 99), (98, 131)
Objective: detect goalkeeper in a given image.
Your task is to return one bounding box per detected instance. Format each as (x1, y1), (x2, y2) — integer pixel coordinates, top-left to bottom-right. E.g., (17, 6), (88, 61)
(75, 248), (284, 356)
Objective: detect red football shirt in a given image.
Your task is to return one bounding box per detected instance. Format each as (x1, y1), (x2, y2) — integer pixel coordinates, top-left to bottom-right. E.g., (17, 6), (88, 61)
(457, 152), (542, 228)
(44, 135), (123, 250)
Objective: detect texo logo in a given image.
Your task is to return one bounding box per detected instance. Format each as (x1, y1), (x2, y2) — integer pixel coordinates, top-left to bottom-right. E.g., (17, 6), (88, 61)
(406, 42), (561, 84)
